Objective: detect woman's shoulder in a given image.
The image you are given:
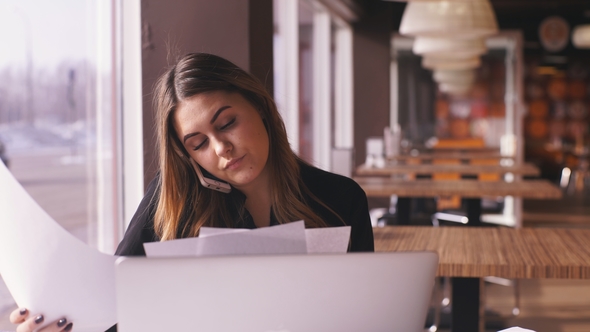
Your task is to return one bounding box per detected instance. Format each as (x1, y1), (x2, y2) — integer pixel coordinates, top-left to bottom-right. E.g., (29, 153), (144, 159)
(115, 174), (161, 256)
(298, 160), (374, 253)
(298, 161), (366, 203)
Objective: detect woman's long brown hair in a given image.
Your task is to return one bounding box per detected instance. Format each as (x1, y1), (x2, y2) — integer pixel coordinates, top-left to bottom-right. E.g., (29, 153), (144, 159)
(153, 53), (339, 241)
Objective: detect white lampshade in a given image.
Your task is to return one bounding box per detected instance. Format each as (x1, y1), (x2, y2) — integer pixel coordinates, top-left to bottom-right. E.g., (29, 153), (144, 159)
(433, 69), (476, 85)
(400, 0), (498, 39)
(439, 82), (473, 96)
(422, 56), (481, 70)
(572, 25), (590, 48)
(413, 37), (487, 58)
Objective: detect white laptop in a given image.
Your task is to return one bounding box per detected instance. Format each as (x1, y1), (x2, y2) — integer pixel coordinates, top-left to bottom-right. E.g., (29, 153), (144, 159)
(115, 252), (438, 332)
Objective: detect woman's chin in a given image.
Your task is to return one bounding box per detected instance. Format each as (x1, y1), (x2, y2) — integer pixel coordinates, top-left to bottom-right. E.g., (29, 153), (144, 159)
(229, 179), (254, 189)
(229, 174), (263, 190)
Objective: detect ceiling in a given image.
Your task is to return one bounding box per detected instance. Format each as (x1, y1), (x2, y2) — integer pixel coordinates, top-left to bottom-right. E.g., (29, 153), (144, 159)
(490, 0), (590, 57)
(491, 0), (590, 12)
(371, 0), (590, 57)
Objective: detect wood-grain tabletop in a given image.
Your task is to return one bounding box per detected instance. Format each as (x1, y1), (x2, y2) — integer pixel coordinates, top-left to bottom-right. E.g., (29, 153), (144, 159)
(387, 151), (506, 161)
(356, 163), (540, 176)
(374, 226), (590, 279)
(354, 177), (563, 199)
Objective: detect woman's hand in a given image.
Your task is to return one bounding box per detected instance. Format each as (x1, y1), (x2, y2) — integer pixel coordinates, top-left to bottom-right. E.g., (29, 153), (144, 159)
(9, 308), (73, 332)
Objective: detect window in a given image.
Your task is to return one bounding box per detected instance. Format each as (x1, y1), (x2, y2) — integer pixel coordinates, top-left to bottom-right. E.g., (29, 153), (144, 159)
(0, 0), (142, 323)
(274, 0), (355, 174)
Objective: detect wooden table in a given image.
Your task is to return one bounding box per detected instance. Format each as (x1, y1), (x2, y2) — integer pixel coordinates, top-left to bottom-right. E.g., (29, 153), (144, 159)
(356, 162), (540, 177)
(374, 226), (590, 278)
(354, 177), (562, 225)
(388, 151), (506, 163)
(353, 178), (562, 199)
(374, 226), (590, 331)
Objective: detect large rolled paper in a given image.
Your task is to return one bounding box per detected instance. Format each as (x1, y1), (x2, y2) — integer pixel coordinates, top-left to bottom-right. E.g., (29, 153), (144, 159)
(0, 161), (117, 332)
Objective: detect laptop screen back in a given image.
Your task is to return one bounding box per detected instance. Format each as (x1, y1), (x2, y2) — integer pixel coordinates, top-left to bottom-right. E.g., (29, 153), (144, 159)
(115, 252), (438, 332)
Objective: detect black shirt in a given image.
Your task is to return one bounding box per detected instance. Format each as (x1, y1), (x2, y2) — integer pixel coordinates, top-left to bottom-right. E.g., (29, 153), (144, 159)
(115, 162), (374, 256)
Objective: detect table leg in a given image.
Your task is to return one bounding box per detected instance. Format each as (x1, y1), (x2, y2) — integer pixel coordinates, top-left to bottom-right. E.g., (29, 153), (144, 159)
(396, 197), (411, 225)
(465, 198), (482, 226)
(451, 277), (481, 332)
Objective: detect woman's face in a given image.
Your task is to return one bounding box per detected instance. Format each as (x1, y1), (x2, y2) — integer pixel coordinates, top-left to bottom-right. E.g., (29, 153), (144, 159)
(173, 91), (270, 191)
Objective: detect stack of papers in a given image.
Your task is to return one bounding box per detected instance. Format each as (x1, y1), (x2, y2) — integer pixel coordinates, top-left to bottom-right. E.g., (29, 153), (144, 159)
(144, 221), (351, 257)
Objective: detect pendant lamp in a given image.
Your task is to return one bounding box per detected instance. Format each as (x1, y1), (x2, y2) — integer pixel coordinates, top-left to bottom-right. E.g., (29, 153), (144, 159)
(413, 37), (487, 58)
(399, 0), (498, 39)
(433, 69), (476, 85)
(572, 25), (590, 48)
(439, 82), (473, 96)
(422, 56), (481, 71)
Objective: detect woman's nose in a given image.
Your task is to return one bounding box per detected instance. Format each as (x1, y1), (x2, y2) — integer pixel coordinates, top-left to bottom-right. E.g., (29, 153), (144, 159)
(213, 138), (232, 157)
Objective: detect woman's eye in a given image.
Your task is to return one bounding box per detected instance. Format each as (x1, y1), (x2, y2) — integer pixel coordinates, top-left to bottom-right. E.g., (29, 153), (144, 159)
(193, 139), (208, 151)
(220, 118), (236, 130)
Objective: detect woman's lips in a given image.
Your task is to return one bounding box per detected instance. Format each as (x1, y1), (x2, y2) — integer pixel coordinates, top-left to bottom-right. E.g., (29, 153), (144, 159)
(224, 155), (245, 170)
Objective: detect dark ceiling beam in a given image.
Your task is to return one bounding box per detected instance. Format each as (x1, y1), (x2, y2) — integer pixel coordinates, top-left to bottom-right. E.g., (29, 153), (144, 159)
(491, 0), (589, 7)
(490, 0), (590, 13)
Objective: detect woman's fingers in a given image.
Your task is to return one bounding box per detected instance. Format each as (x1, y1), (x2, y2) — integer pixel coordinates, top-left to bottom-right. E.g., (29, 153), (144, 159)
(9, 307), (29, 324)
(15, 313), (45, 332)
(38, 318), (73, 332)
(10, 308), (73, 332)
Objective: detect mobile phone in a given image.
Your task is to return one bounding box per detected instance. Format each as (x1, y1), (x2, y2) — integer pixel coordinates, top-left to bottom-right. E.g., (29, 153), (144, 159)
(190, 159), (232, 193)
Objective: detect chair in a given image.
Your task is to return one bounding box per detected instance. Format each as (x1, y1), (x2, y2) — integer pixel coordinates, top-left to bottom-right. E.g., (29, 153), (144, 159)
(561, 160), (590, 195)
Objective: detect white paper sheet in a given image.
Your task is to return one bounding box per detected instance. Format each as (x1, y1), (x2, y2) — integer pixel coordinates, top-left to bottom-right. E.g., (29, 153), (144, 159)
(305, 226), (351, 253)
(145, 221), (351, 257)
(198, 227), (248, 237)
(144, 221), (309, 257)
(0, 161), (117, 332)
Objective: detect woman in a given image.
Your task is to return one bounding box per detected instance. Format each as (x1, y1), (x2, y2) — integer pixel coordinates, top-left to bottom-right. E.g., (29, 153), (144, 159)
(11, 53), (373, 332)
